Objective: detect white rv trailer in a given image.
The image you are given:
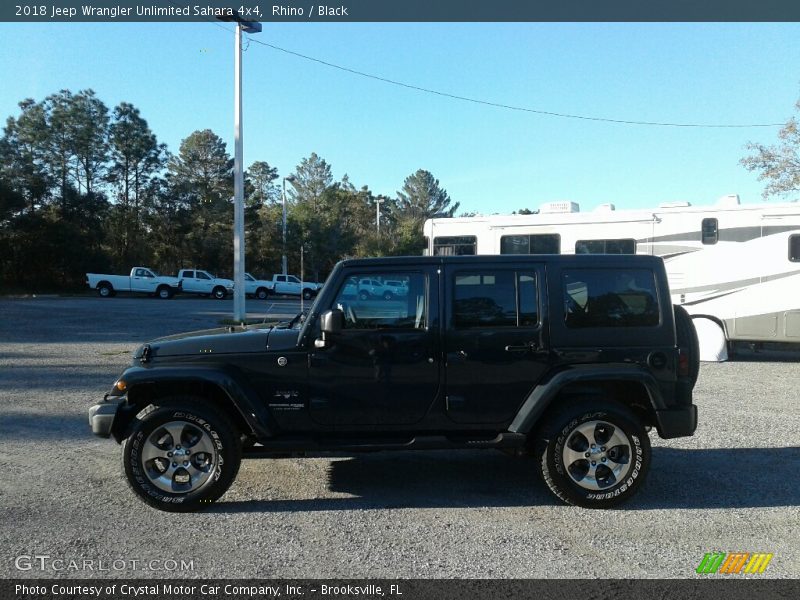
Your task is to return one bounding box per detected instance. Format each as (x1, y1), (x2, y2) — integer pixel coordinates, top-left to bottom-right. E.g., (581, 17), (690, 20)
(423, 195), (800, 359)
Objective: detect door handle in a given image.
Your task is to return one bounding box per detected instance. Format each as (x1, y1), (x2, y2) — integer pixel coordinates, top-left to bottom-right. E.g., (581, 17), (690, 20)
(505, 342), (538, 353)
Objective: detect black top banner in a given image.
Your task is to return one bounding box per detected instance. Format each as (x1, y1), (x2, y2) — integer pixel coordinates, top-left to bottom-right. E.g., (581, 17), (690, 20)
(3, 0), (800, 23)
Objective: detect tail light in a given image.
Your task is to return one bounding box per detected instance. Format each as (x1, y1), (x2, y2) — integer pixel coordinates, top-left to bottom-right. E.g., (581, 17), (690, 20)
(678, 349), (690, 378)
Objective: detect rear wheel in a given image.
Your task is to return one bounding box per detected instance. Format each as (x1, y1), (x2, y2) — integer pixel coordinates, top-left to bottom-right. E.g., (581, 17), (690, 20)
(358, 290), (370, 301)
(535, 400), (650, 508)
(97, 283), (113, 298)
(121, 398), (241, 512)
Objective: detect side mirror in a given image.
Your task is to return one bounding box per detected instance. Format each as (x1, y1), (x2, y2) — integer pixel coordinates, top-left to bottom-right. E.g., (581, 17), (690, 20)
(316, 308), (344, 348)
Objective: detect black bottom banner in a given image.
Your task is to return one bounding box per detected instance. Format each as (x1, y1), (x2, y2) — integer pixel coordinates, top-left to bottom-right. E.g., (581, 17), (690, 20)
(1, 579), (798, 600)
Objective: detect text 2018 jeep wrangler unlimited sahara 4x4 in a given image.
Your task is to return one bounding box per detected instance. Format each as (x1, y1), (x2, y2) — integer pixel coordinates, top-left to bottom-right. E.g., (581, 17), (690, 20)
(89, 255), (698, 511)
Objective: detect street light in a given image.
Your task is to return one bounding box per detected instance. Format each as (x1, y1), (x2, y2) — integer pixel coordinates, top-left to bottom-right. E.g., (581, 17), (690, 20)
(217, 12), (262, 323)
(282, 175), (296, 276)
(376, 197), (385, 235)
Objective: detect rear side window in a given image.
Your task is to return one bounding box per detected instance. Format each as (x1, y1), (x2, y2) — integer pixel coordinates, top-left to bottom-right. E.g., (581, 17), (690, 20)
(500, 234), (560, 255)
(575, 239), (636, 254)
(434, 236), (477, 256)
(453, 271), (539, 328)
(563, 269), (659, 328)
(790, 235), (800, 262)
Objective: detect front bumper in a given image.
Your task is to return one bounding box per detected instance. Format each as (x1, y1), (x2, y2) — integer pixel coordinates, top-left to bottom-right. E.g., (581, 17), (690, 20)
(655, 404), (698, 439)
(88, 396), (124, 438)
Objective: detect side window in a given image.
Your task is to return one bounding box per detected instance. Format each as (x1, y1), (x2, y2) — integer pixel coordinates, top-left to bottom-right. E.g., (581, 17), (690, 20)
(134, 269), (145, 277)
(575, 239), (636, 254)
(276, 276), (285, 283)
(563, 269), (659, 328)
(453, 271), (538, 328)
(500, 234), (560, 255)
(183, 270), (194, 278)
(333, 272), (426, 330)
(289, 276), (301, 283)
(197, 271), (210, 280)
(789, 235), (800, 262)
(433, 236), (476, 256)
(141, 270), (153, 278)
(702, 218), (718, 245)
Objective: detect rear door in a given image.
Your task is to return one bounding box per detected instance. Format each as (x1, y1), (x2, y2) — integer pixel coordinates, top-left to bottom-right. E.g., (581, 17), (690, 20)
(444, 263), (551, 424)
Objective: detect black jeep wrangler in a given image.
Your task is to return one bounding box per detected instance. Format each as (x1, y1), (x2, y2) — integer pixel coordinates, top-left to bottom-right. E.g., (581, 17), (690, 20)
(89, 255), (698, 511)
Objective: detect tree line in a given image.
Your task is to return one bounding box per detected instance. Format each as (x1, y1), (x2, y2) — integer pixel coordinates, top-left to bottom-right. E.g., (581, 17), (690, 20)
(0, 89), (460, 291)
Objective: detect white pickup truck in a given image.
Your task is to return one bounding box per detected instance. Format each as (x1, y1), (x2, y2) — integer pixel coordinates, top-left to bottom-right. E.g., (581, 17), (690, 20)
(176, 269), (234, 300)
(86, 267), (182, 299)
(270, 274), (324, 300)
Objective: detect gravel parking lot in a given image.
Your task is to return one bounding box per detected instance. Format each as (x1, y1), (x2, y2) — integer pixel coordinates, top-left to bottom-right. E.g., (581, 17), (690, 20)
(1, 296), (798, 579)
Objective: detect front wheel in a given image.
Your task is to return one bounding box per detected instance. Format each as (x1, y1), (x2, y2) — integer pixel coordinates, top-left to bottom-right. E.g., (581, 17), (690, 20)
(255, 287), (270, 300)
(302, 288), (314, 301)
(535, 400), (650, 509)
(121, 398), (242, 512)
(156, 285), (173, 300)
(212, 286), (227, 300)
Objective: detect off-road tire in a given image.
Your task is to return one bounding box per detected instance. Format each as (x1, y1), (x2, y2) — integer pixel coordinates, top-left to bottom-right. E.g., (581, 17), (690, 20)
(673, 305), (700, 388)
(534, 399), (651, 509)
(121, 397), (242, 512)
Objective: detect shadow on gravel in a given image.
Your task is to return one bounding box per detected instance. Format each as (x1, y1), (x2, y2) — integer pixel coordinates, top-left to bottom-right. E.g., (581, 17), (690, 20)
(213, 446), (800, 513)
(0, 412), (92, 441)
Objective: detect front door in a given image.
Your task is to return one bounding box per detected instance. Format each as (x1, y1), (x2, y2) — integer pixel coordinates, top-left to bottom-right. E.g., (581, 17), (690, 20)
(308, 268), (440, 427)
(444, 264), (551, 424)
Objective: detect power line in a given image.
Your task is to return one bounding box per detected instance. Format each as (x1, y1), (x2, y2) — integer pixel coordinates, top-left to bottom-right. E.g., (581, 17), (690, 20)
(208, 20), (783, 129)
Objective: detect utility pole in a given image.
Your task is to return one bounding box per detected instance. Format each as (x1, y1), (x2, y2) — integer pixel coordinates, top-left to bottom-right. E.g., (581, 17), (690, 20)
(282, 175), (295, 276)
(219, 13), (262, 323)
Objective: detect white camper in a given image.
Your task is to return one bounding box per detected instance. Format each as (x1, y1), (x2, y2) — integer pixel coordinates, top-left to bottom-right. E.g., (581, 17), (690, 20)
(423, 195), (800, 360)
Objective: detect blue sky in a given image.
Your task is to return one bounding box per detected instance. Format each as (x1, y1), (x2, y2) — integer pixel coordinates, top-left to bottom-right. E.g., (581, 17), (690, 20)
(1, 22), (799, 214)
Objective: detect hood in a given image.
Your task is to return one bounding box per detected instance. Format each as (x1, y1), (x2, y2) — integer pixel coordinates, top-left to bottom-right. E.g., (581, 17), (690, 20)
(133, 323), (299, 361)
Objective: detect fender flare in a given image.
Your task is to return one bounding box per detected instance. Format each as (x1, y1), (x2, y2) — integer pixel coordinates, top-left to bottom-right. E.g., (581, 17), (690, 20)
(508, 365), (666, 434)
(110, 365), (273, 442)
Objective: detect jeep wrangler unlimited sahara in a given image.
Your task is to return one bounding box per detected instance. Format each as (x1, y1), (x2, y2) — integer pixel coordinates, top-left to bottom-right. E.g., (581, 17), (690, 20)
(89, 255), (699, 511)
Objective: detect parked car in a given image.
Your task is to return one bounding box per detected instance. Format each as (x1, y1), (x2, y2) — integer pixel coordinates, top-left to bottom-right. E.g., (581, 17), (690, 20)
(244, 273), (275, 300)
(86, 267), (181, 299)
(176, 269), (234, 300)
(89, 254), (698, 512)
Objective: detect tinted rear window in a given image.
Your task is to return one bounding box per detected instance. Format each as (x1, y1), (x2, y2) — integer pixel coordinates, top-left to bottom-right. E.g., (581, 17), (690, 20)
(563, 269), (659, 328)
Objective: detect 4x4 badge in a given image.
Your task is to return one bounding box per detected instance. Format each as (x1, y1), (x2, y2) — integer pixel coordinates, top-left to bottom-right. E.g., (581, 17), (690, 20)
(277, 357), (288, 367)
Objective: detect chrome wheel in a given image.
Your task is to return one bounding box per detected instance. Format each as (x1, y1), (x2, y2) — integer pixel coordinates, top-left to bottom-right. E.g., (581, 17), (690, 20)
(140, 420), (218, 494)
(561, 420), (632, 491)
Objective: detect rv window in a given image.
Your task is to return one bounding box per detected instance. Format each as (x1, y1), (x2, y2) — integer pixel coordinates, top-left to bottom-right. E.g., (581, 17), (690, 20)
(453, 271), (538, 328)
(790, 235), (800, 262)
(702, 218), (718, 245)
(563, 269), (659, 328)
(500, 234), (560, 255)
(433, 236), (476, 256)
(575, 239), (636, 254)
